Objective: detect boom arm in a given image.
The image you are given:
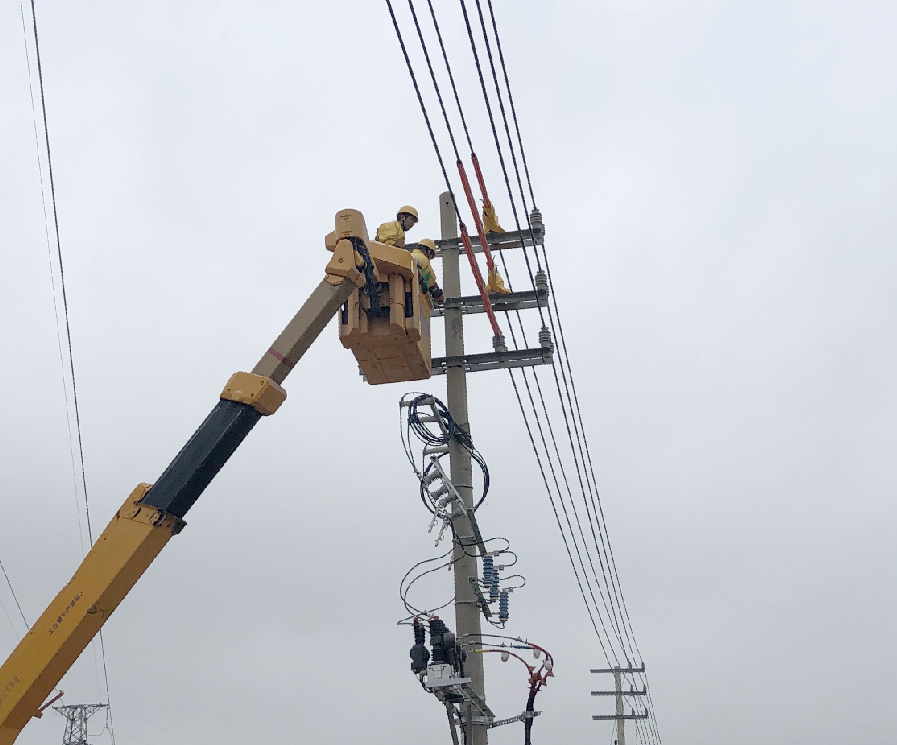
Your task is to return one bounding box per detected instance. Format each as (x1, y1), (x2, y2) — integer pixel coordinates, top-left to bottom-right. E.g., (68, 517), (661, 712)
(0, 223), (366, 745)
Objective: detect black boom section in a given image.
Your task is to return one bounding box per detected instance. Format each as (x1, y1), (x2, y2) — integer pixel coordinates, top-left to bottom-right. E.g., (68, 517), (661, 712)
(141, 399), (263, 518)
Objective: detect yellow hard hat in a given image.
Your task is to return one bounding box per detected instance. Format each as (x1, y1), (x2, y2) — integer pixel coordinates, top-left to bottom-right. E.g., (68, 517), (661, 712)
(397, 205), (419, 221)
(418, 238), (437, 255)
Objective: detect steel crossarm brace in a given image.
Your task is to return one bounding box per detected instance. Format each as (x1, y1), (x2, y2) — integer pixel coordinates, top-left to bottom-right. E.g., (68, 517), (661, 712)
(431, 347), (553, 375)
(489, 711), (541, 729)
(592, 689), (647, 696)
(590, 665), (646, 674)
(431, 288), (549, 318)
(433, 227), (545, 256)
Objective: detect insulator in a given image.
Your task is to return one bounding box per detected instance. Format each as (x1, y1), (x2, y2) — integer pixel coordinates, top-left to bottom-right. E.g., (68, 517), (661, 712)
(482, 556), (494, 587)
(410, 619), (429, 673)
(534, 269), (548, 294)
(430, 618), (449, 664)
(533, 649), (541, 659)
(489, 567), (500, 603)
(499, 590), (510, 622)
(501, 650), (510, 662)
(538, 326), (553, 350)
(413, 619), (426, 646)
(493, 334), (508, 353)
(529, 208), (543, 230)
(422, 468), (441, 485)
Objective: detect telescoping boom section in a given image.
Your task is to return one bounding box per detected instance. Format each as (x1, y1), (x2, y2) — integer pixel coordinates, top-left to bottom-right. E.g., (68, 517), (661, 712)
(0, 209), (425, 745)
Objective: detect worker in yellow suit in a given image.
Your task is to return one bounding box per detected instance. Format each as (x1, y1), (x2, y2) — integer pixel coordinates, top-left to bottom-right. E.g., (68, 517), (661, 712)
(411, 238), (444, 303)
(376, 205), (419, 248)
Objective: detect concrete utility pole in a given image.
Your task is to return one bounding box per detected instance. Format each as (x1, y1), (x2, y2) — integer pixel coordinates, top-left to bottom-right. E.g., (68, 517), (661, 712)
(613, 667), (626, 745)
(440, 191), (487, 745)
(591, 664), (648, 744)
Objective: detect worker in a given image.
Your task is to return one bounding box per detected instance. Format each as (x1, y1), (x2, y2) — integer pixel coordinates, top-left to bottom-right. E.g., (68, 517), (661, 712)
(411, 238), (444, 303)
(375, 205), (419, 248)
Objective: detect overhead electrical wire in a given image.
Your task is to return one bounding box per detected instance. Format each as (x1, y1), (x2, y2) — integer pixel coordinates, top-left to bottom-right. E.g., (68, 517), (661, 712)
(474, 4), (666, 741)
(19, 3), (116, 742)
(469, 4), (665, 740)
(386, 1), (661, 741)
(455, 0), (645, 670)
(476, 1), (639, 661)
(0, 558), (29, 635)
(469, 3), (664, 741)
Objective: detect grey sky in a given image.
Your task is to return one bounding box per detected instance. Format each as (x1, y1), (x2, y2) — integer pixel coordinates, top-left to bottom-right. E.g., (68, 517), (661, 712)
(2, 1), (896, 744)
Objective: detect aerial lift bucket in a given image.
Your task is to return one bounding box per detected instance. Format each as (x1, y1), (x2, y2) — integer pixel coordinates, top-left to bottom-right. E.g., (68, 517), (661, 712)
(325, 210), (433, 384)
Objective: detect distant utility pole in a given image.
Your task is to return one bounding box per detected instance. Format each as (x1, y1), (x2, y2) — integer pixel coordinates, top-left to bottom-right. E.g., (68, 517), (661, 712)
(53, 704), (107, 745)
(437, 192), (551, 745)
(591, 665), (648, 745)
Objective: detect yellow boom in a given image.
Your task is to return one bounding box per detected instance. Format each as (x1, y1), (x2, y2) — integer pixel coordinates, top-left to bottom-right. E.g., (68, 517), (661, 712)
(0, 209), (429, 744)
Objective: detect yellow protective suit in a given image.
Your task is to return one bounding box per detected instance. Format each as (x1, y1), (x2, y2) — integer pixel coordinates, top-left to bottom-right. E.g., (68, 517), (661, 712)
(483, 202), (504, 234)
(410, 248), (440, 296)
(376, 220), (406, 248)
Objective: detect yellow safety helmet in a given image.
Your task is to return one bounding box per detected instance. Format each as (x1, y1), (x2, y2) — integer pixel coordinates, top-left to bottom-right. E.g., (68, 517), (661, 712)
(418, 238), (437, 257)
(397, 205), (419, 221)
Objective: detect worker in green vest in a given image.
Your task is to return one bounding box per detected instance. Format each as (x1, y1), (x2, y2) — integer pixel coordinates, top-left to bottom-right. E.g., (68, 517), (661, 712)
(411, 238), (444, 303)
(375, 205), (419, 248)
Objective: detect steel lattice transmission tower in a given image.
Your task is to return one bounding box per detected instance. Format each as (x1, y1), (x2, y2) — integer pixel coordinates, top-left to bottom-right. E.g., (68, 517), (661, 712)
(53, 704), (108, 745)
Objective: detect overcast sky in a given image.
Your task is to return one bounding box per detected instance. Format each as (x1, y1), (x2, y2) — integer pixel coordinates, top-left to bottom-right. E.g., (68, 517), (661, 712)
(2, 1), (896, 744)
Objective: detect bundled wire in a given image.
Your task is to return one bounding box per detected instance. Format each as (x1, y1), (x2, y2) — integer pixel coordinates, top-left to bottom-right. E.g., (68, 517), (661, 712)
(400, 393), (490, 511)
(467, 633), (554, 745)
(397, 549), (458, 621)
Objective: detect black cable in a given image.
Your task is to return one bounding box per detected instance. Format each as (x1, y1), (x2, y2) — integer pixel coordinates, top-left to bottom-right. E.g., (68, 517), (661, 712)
(0, 558), (29, 631)
(391, 3), (661, 736)
(504, 369), (615, 662)
(407, 0), (461, 163)
(481, 0), (650, 672)
(385, 0), (458, 212)
(21, 6), (116, 740)
(465, 0), (646, 670)
(402, 393), (490, 509)
(425, 0), (474, 153)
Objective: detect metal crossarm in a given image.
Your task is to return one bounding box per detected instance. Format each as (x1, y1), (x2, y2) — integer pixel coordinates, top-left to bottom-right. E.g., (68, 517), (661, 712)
(431, 347), (553, 375)
(431, 288), (548, 317)
(433, 227), (545, 256)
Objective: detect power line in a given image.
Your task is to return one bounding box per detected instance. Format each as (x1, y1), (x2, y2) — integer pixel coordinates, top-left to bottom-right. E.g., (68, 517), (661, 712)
(474, 3), (665, 740)
(385, 2), (661, 740)
(20, 3), (116, 741)
(0, 558), (29, 634)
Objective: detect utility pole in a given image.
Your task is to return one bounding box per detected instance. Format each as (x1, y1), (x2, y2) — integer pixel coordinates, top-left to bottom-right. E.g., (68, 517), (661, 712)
(591, 665), (648, 745)
(52, 704), (107, 745)
(440, 191), (487, 745)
